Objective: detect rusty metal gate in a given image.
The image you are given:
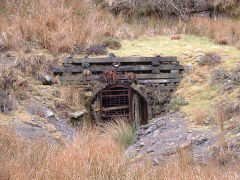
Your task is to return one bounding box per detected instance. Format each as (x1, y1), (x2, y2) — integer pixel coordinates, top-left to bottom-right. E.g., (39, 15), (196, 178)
(100, 86), (132, 122)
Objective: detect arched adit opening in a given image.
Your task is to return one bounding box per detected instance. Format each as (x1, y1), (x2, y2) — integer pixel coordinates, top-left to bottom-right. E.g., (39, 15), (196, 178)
(90, 84), (149, 125)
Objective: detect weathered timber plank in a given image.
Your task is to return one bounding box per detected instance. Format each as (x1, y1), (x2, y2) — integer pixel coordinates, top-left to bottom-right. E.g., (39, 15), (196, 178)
(54, 67), (83, 74)
(137, 73), (179, 79)
(138, 79), (181, 84)
(159, 56), (177, 62)
(159, 64), (184, 70)
(60, 79), (178, 90)
(101, 105), (129, 111)
(152, 66), (160, 74)
(59, 73), (180, 82)
(60, 80), (99, 85)
(63, 56), (177, 65)
(90, 65), (152, 72)
(54, 64), (184, 74)
(157, 86), (176, 91)
(60, 79), (180, 85)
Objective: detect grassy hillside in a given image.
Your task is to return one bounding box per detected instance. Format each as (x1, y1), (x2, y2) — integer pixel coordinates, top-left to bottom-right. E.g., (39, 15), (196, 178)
(111, 35), (240, 123)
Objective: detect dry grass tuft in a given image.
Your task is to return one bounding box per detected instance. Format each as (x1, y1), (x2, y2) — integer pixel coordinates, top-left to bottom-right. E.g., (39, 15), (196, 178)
(212, 101), (240, 131)
(236, 41), (240, 50)
(60, 86), (85, 109)
(194, 110), (208, 125)
(102, 117), (137, 149)
(212, 135), (232, 166)
(171, 34), (181, 40)
(213, 105), (227, 132)
(176, 144), (194, 170)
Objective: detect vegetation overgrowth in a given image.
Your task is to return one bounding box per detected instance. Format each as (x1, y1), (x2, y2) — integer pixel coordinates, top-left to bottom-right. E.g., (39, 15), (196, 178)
(1, 0), (240, 54)
(0, 123), (239, 180)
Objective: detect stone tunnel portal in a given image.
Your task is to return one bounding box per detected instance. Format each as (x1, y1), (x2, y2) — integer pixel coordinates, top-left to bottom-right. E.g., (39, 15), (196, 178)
(90, 84), (149, 125)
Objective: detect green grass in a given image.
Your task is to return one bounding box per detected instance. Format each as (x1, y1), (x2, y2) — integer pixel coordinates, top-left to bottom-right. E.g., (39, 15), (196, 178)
(104, 120), (137, 150)
(111, 35), (240, 117)
(167, 96), (189, 112)
(116, 123), (137, 149)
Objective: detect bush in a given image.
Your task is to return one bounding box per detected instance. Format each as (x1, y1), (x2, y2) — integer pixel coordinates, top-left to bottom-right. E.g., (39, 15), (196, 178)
(210, 66), (240, 88)
(85, 44), (108, 55)
(198, 52), (221, 66)
(215, 101), (240, 120)
(210, 68), (232, 86)
(110, 0), (205, 18)
(14, 55), (58, 81)
(209, 101), (240, 131)
(0, 69), (16, 90)
(103, 38), (121, 50)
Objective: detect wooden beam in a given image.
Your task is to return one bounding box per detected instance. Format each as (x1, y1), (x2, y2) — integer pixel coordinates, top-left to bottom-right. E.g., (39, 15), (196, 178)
(159, 64), (184, 70)
(53, 64), (184, 74)
(54, 66), (83, 74)
(137, 73), (179, 79)
(63, 56), (177, 65)
(138, 79), (181, 84)
(157, 86), (176, 91)
(101, 105), (129, 111)
(59, 73), (180, 83)
(60, 78), (181, 85)
(60, 78), (180, 88)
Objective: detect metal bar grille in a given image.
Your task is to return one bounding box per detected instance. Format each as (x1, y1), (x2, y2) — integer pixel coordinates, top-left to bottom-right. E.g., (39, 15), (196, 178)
(100, 87), (131, 121)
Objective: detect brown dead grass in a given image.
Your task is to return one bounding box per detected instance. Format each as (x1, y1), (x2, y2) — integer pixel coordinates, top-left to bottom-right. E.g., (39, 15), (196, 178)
(60, 85), (85, 109)
(194, 110), (208, 125)
(176, 144), (194, 171)
(236, 41), (240, 50)
(187, 17), (240, 47)
(1, 1), (240, 54)
(0, 0), (183, 54)
(212, 134), (233, 166)
(0, 0), (133, 54)
(171, 34), (181, 40)
(0, 124), (239, 180)
(213, 105), (227, 132)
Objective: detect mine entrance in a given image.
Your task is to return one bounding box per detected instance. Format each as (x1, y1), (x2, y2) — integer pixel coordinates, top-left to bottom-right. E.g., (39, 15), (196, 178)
(55, 54), (184, 125)
(100, 86), (132, 122)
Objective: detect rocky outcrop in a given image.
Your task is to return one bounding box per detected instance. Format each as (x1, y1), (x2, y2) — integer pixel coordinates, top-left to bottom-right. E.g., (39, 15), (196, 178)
(127, 113), (240, 165)
(42, 75), (52, 85)
(15, 102), (77, 142)
(70, 110), (87, 120)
